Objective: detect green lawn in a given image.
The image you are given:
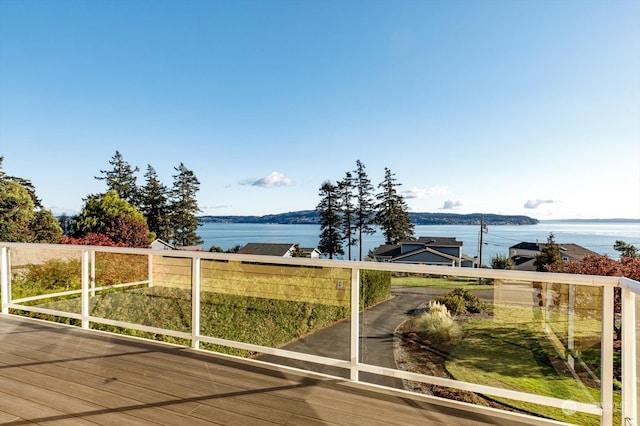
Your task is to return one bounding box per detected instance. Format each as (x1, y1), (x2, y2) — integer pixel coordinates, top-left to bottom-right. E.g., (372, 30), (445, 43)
(392, 275), (490, 290)
(445, 304), (620, 425)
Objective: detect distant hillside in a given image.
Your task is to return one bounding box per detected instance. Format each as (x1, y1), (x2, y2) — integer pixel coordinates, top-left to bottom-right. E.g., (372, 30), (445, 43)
(200, 211), (539, 225)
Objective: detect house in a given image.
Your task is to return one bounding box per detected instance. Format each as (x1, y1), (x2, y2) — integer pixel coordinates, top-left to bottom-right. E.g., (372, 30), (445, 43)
(509, 242), (598, 271)
(150, 239), (175, 251)
(237, 243), (297, 257)
(300, 247), (322, 258)
(372, 236), (472, 267)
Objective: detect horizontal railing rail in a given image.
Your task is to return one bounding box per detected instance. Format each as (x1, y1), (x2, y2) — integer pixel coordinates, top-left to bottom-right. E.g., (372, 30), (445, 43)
(1, 242), (638, 426)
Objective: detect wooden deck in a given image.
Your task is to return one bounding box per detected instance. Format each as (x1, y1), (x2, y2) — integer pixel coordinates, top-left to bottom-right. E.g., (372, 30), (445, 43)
(0, 315), (561, 426)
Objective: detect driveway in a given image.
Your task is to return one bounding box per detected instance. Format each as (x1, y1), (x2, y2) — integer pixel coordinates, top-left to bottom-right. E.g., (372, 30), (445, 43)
(259, 284), (537, 389)
(258, 287), (432, 388)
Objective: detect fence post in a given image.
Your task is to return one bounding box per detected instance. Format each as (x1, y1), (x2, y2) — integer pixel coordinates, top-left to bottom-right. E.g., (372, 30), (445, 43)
(601, 285), (614, 426)
(191, 256), (201, 349)
(350, 267), (360, 381)
(622, 286), (638, 426)
(1, 247), (8, 315)
(81, 250), (90, 329)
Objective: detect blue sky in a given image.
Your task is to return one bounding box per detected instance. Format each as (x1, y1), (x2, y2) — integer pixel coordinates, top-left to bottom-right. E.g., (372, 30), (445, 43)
(1, 0), (639, 219)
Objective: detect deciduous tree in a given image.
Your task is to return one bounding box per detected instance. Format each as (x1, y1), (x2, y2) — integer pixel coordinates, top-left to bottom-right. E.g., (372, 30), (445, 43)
(375, 167), (414, 244)
(72, 190), (143, 236)
(317, 180), (344, 259)
(0, 158), (62, 242)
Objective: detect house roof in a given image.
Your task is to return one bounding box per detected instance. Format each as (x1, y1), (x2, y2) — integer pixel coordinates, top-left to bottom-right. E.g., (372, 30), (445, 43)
(407, 237), (463, 247)
(372, 244), (402, 258)
(374, 237), (463, 257)
(510, 242), (598, 261)
(150, 239), (175, 250)
(237, 243), (295, 256)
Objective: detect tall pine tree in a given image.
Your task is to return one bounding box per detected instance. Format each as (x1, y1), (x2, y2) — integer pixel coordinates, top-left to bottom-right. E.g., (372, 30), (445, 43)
(169, 163), (203, 247)
(375, 167), (414, 244)
(140, 165), (170, 241)
(317, 181), (344, 259)
(95, 151), (140, 207)
(353, 160), (376, 260)
(339, 171), (357, 260)
(534, 233), (563, 271)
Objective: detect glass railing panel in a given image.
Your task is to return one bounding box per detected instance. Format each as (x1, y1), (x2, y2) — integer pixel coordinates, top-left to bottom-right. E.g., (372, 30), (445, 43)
(359, 270), (613, 425)
(198, 258), (352, 377)
(89, 253), (191, 343)
(8, 245), (83, 320)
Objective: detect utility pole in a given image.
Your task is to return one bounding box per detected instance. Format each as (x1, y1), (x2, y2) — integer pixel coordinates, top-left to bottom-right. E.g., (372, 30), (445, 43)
(478, 214), (487, 268)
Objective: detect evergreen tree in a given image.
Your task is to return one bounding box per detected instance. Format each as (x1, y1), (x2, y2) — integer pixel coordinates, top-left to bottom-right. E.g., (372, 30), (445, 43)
(375, 167), (414, 244)
(491, 254), (514, 270)
(614, 240), (639, 259)
(31, 209), (63, 243)
(534, 233), (563, 271)
(317, 180), (344, 259)
(338, 171), (357, 260)
(140, 165), (170, 241)
(169, 163), (203, 247)
(95, 151), (140, 206)
(353, 160), (376, 260)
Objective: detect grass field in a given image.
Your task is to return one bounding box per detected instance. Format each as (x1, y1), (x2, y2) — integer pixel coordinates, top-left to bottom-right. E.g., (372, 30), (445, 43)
(391, 275), (490, 290)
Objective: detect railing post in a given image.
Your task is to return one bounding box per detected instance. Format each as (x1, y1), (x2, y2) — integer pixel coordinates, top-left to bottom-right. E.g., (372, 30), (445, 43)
(81, 250), (90, 329)
(148, 253), (154, 287)
(568, 284), (576, 369)
(191, 256), (201, 349)
(350, 267), (360, 381)
(622, 287), (638, 426)
(601, 285), (614, 426)
(90, 250), (96, 297)
(1, 247), (8, 315)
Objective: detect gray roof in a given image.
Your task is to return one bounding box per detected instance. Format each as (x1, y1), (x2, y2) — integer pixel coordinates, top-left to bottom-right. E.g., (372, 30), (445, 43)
(510, 242), (598, 261)
(237, 243), (295, 256)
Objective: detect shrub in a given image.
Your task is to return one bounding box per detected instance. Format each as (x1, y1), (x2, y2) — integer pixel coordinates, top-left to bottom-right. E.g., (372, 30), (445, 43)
(360, 269), (391, 308)
(435, 288), (486, 315)
(417, 301), (462, 342)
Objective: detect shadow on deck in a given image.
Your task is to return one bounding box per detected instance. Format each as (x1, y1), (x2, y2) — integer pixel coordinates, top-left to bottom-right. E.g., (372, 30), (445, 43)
(0, 315), (565, 425)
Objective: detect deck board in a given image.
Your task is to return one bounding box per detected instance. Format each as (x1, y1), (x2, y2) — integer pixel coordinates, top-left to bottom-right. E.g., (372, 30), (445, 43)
(0, 315), (560, 425)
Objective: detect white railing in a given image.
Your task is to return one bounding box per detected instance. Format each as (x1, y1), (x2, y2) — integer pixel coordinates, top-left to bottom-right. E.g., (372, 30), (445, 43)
(0, 242), (638, 426)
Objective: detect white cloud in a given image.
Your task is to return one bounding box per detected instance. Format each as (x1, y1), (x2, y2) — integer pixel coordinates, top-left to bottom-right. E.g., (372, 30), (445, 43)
(401, 186), (449, 199)
(440, 200), (463, 210)
(240, 171), (293, 188)
(524, 199), (556, 209)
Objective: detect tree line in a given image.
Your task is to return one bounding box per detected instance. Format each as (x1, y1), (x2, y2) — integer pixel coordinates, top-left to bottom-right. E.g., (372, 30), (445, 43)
(0, 152), (203, 248)
(316, 160), (414, 260)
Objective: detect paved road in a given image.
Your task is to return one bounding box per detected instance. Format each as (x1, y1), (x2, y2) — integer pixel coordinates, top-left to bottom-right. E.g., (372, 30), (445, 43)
(259, 285), (537, 388)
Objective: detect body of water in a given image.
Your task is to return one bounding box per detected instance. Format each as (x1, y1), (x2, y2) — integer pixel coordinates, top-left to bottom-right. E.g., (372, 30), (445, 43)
(197, 220), (640, 264)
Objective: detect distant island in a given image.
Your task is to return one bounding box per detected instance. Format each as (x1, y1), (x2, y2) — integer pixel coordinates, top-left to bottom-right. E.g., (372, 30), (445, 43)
(200, 211), (539, 225)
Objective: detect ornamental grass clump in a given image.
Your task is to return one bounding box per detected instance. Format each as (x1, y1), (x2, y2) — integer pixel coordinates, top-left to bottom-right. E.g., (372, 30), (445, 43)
(417, 301), (462, 342)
